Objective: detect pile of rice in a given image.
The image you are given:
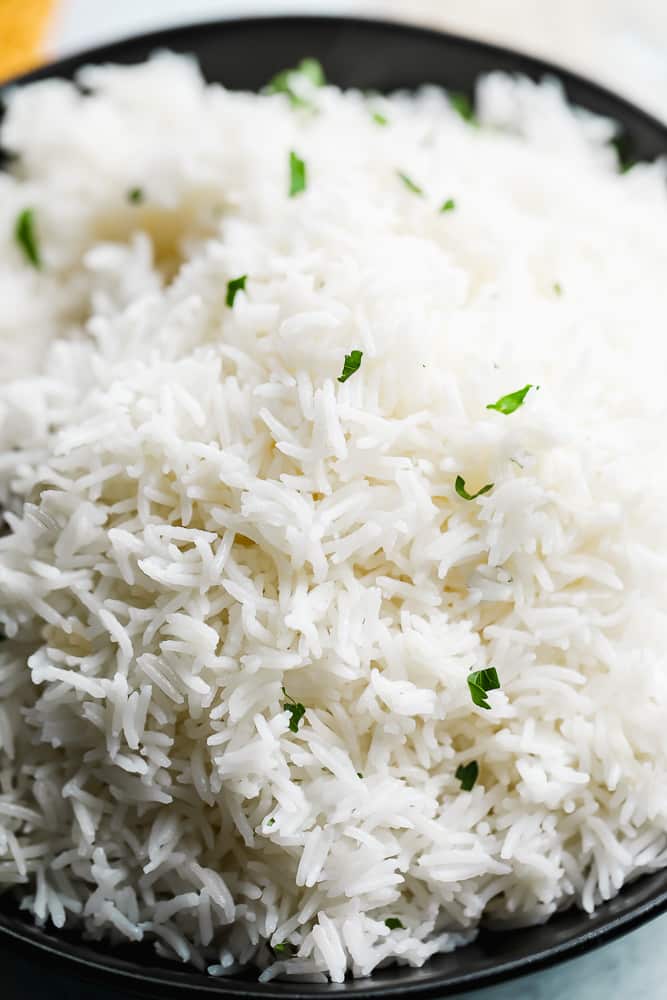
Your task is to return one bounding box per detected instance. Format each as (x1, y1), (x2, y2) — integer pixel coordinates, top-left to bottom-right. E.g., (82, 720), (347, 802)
(1, 54), (667, 984)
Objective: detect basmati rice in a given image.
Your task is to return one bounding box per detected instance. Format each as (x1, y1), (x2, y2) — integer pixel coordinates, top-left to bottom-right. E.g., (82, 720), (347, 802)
(1, 53), (667, 983)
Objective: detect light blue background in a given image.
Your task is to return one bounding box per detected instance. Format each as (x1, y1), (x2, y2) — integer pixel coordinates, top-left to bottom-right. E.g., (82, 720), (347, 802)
(456, 914), (667, 1000)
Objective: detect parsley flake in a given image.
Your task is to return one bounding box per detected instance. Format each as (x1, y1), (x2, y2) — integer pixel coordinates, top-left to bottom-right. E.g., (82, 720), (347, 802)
(455, 761), (479, 791)
(553, 282), (563, 296)
(289, 151), (307, 197)
(440, 198), (456, 213)
(372, 111), (389, 126)
(455, 476), (493, 501)
(338, 349), (363, 383)
(610, 134), (635, 174)
(267, 818), (276, 826)
(297, 58), (325, 87)
(397, 171), (423, 196)
(357, 772), (363, 779)
(449, 91), (477, 124)
(265, 58), (326, 108)
(467, 668), (501, 710)
(282, 687), (306, 733)
(486, 384), (536, 415)
(127, 187), (144, 204)
(385, 918), (405, 930)
(226, 274), (247, 307)
(273, 941), (292, 954)
(14, 208), (41, 269)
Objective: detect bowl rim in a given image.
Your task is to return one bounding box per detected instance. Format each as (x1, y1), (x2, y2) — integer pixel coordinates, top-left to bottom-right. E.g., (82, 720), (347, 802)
(2, 12), (667, 999)
(1, 9), (666, 142)
(3, 876), (667, 998)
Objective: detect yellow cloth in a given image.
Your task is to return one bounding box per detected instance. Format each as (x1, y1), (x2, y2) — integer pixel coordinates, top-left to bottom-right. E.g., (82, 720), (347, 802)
(0, 0), (55, 80)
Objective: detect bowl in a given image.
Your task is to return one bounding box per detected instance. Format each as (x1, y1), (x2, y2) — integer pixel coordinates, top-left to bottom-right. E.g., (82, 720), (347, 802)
(2, 14), (667, 1000)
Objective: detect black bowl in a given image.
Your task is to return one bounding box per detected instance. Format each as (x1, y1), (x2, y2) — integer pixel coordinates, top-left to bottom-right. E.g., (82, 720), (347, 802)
(2, 14), (667, 1000)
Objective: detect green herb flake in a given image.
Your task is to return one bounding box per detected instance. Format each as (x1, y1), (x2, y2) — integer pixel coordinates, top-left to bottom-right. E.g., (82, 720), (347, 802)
(289, 151), (307, 197)
(397, 171), (423, 196)
(449, 91), (477, 124)
(338, 349), (363, 383)
(486, 384), (536, 415)
(267, 818), (276, 826)
(127, 187), (144, 204)
(265, 58), (326, 108)
(372, 111), (389, 126)
(282, 686), (306, 733)
(455, 475), (493, 502)
(357, 772), (363, 779)
(455, 760), (479, 791)
(266, 69), (296, 99)
(609, 134), (635, 174)
(553, 282), (562, 296)
(273, 941), (291, 954)
(385, 918), (405, 930)
(440, 198), (456, 213)
(226, 274), (247, 308)
(14, 208), (41, 269)
(467, 668), (501, 711)
(298, 58), (326, 88)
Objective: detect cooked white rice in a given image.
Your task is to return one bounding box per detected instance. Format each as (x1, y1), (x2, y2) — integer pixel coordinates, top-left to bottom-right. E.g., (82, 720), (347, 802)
(1, 53), (667, 983)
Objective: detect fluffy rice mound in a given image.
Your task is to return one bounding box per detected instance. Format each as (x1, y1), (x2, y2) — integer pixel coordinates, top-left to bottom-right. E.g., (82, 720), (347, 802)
(2, 55), (667, 983)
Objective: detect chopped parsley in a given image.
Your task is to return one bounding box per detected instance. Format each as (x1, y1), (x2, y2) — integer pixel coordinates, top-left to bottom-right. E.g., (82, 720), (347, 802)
(127, 187), (144, 204)
(449, 91), (476, 124)
(14, 208), (41, 269)
(553, 282), (563, 296)
(397, 171), (423, 196)
(486, 384), (536, 415)
(609, 134), (635, 173)
(267, 818), (276, 826)
(455, 761), (479, 791)
(295, 58), (325, 87)
(226, 274), (247, 307)
(385, 918), (405, 930)
(455, 475), (493, 501)
(440, 198), (456, 213)
(282, 686), (306, 733)
(338, 349), (363, 383)
(357, 772), (363, 779)
(273, 941), (292, 954)
(265, 58), (326, 108)
(372, 111), (389, 126)
(289, 151), (307, 197)
(467, 668), (501, 710)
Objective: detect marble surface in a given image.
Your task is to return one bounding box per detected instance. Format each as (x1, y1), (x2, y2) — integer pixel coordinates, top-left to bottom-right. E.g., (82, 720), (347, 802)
(45, 3), (667, 998)
(457, 914), (667, 1000)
